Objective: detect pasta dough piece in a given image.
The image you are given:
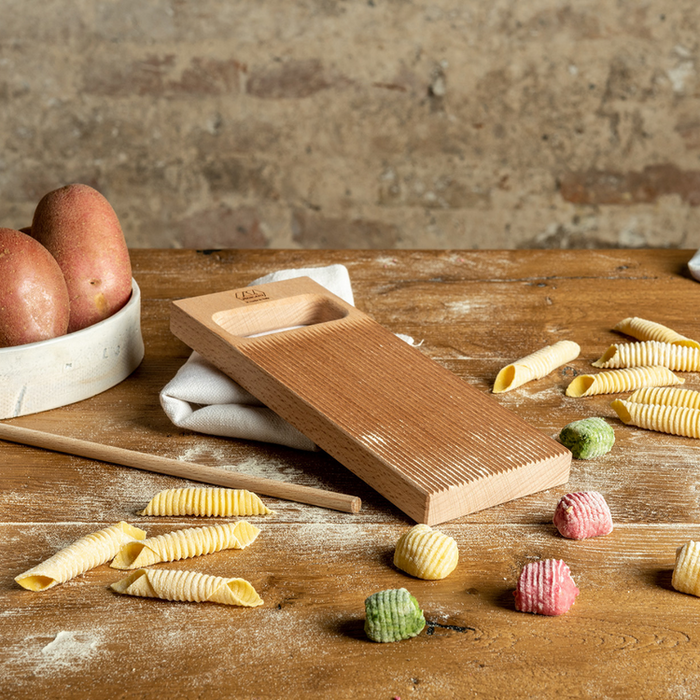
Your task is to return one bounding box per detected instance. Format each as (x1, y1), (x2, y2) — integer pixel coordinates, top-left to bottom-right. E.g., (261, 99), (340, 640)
(493, 340), (580, 393)
(393, 524), (458, 580)
(15, 522), (147, 591)
(611, 399), (700, 438)
(514, 559), (579, 616)
(672, 541), (700, 597)
(565, 366), (683, 397)
(110, 568), (263, 606)
(111, 521), (260, 569)
(140, 487), (273, 517)
(553, 492), (613, 539)
(364, 588), (426, 643)
(627, 386), (700, 410)
(558, 417), (615, 459)
(592, 340), (700, 370)
(613, 317), (700, 350)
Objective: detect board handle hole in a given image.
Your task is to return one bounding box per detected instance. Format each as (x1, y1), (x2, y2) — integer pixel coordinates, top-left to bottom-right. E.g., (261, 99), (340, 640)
(212, 293), (348, 338)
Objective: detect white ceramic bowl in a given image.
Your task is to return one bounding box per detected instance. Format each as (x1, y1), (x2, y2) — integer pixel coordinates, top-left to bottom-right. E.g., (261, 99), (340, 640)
(0, 279), (145, 419)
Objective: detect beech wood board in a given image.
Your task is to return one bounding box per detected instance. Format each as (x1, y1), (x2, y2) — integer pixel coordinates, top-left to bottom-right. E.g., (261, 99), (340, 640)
(170, 276), (571, 524)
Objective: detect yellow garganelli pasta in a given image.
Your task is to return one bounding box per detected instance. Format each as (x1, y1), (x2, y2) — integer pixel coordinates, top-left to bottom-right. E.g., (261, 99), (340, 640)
(592, 340), (700, 370)
(566, 366), (684, 398)
(672, 541), (700, 597)
(140, 487), (273, 517)
(111, 521), (260, 569)
(110, 568), (263, 606)
(493, 340), (580, 393)
(627, 386), (700, 409)
(613, 317), (700, 350)
(15, 522), (147, 591)
(393, 523), (459, 580)
(611, 399), (700, 438)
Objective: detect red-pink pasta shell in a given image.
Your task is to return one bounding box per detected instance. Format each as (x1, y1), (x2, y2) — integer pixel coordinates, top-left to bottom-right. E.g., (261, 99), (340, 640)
(514, 559), (579, 616)
(553, 491), (613, 540)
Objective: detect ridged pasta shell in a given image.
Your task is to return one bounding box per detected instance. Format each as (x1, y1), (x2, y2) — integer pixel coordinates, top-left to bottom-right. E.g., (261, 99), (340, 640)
(672, 541), (700, 597)
(553, 491), (613, 539)
(111, 521), (260, 569)
(566, 366), (683, 397)
(592, 340), (700, 370)
(514, 559), (579, 616)
(364, 588), (426, 643)
(140, 487), (273, 517)
(611, 399), (700, 439)
(393, 523), (458, 580)
(493, 340), (580, 393)
(110, 568), (263, 606)
(558, 417), (615, 459)
(15, 522), (147, 591)
(613, 317), (700, 350)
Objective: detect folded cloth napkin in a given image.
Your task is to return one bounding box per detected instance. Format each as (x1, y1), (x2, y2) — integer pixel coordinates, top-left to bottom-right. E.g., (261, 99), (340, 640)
(160, 264), (415, 451)
(689, 250), (700, 281)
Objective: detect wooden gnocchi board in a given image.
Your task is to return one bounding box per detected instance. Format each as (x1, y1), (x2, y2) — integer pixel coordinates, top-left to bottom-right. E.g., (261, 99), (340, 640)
(170, 277), (571, 525)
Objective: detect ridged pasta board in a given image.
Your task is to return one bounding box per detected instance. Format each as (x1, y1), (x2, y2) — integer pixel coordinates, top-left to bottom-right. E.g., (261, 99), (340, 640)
(170, 277), (571, 525)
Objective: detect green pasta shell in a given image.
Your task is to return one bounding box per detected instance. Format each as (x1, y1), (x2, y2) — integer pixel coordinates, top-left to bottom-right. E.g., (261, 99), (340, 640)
(559, 417), (615, 459)
(364, 588), (426, 643)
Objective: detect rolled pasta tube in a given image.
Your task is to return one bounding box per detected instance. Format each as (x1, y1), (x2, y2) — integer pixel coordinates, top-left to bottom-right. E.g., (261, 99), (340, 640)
(592, 341), (700, 370)
(111, 521), (260, 570)
(566, 366), (683, 398)
(613, 317), (700, 350)
(110, 568), (263, 606)
(628, 386), (700, 409)
(611, 399), (700, 438)
(15, 522), (147, 591)
(140, 487), (273, 517)
(493, 340), (580, 393)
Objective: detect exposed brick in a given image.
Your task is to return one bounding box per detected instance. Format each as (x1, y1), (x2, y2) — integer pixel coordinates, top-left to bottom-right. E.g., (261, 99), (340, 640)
(559, 165), (700, 207)
(83, 55), (244, 97)
(291, 210), (399, 248)
(176, 205), (268, 248)
(246, 59), (331, 99)
(201, 158), (279, 200)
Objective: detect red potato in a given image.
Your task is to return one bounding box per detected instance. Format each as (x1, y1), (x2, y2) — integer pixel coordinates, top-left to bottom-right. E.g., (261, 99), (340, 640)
(31, 184), (132, 333)
(0, 228), (70, 347)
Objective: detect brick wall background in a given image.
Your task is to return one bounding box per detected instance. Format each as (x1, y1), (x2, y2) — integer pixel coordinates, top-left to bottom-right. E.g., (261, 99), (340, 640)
(1, 0), (699, 249)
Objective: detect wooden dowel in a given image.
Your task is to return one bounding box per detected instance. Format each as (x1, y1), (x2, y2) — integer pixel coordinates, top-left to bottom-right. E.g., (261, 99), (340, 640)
(0, 423), (361, 514)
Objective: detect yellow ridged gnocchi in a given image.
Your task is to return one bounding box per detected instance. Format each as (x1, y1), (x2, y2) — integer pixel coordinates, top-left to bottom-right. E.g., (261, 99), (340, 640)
(110, 521), (260, 570)
(15, 522), (147, 591)
(592, 340), (700, 370)
(611, 399), (700, 438)
(393, 524), (459, 580)
(493, 340), (580, 393)
(628, 386), (700, 409)
(140, 487), (273, 517)
(613, 317), (700, 350)
(110, 568), (263, 606)
(672, 541), (700, 597)
(566, 366), (683, 397)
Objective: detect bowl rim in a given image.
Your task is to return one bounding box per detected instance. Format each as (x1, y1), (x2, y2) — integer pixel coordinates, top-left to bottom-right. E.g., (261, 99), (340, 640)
(0, 277), (141, 354)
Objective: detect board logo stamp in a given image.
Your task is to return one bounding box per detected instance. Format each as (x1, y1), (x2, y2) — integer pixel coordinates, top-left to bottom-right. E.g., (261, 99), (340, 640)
(235, 289), (269, 304)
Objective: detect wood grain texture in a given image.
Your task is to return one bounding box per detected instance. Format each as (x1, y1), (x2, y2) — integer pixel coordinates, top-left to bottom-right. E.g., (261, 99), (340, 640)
(2, 249), (700, 700)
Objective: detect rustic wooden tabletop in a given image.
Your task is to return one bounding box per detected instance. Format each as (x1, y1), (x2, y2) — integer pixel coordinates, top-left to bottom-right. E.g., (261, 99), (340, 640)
(3, 249), (700, 700)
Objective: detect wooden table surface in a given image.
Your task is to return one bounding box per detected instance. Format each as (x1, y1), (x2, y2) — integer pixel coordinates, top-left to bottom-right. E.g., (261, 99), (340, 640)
(3, 249), (700, 700)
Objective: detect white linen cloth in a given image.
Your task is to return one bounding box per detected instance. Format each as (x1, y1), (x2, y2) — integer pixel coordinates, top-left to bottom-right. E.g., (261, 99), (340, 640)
(159, 264), (416, 451)
(689, 250), (700, 281)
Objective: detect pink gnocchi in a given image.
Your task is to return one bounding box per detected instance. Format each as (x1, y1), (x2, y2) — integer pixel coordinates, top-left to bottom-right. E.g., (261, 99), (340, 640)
(553, 491), (613, 540)
(514, 559), (579, 616)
